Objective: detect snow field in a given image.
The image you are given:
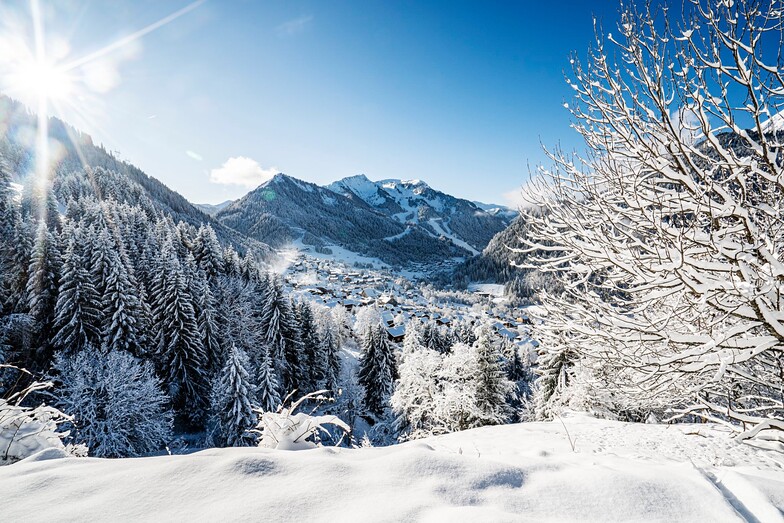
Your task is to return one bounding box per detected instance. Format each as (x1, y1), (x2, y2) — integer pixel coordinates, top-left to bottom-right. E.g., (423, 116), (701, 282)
(2, 414), (783, 522)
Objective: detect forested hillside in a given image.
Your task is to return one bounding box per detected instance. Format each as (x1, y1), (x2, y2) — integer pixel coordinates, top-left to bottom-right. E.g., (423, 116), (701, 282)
(0, 96), (270, 258)
(217, 173), (465, 265)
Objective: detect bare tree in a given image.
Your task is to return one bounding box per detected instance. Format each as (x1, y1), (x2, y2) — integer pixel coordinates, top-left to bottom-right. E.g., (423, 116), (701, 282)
(520, 0), (784, 440)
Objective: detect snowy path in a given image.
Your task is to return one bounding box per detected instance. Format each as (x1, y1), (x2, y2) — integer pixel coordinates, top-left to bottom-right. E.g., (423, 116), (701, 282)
(2, 414), (783, 522)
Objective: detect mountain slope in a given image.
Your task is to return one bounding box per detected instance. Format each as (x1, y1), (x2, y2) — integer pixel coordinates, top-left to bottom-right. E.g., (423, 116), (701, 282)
(441, 214), (528, 287)
(195, 200), (234, 216)
(217, 173), (464, 265)
(0, 96), (269, 258)
(327, 174), (514, 254)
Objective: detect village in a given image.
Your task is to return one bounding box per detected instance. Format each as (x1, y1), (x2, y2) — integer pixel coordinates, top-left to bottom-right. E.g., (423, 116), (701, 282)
(282, 254), (537, 351)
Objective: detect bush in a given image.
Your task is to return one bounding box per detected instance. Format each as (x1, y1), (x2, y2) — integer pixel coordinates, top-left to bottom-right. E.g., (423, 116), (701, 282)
(53, 348), (173, 458)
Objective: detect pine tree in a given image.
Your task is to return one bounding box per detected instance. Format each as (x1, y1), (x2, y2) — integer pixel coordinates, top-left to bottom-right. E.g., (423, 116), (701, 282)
(7, 219), (33, 313)
(210, 345), (257, 447)
(532, 330), (576, 421)
(501, 338), (525, 382)
(52, 231), (100, 353)
(358, 324), (395, 418)
(194, 270), (222, 375)
(319, 320), (341, 394)
(422, 321), (449, 354)
(472, 325), (514, 426)
(258, 275), (303, 395)
(151, 241), (209, 427)
(453, 320), (477, 346)
(256, 345), (281, 413)
(403, 319), (424, 355)
(101, 237), (143, 355)
(89, 226), (114, 298)
(26, 221), (61, 364)
(0, 159), (18, 312)
(296, 300), (323, 393)
(193, 224), (223, 279)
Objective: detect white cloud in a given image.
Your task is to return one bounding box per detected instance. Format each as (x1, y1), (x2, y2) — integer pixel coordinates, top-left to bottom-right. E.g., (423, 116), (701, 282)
(502, 187), (528, 210)
(209, 156), (278, 187)
(276, 15), (313, 36)
(186, 150), (203, 161)
(503, 176), (554, 211)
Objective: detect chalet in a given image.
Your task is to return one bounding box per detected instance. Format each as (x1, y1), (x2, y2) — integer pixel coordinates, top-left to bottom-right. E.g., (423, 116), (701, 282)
(342, 298), (361, 311)
(380, 311), (396, 327)
(361, 288), (380, 299)
(386, 324), (406, 343)
(379, 295), (398, 307)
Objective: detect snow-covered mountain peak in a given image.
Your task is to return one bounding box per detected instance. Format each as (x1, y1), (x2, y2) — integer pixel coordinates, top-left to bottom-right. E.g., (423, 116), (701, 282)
(326, 174), (389, 207)
(762, 111), (784, 133)
(323, 174), (515, 254)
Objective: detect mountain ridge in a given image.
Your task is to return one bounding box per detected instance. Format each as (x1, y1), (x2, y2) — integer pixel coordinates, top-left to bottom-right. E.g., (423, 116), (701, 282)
(215, 172), (514, 267)
(217, 173), (466, 266)
(326, 174), (515, 255)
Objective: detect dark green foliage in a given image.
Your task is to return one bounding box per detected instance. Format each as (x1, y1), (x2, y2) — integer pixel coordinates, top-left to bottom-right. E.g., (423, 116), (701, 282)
(358, 324), (396, 418)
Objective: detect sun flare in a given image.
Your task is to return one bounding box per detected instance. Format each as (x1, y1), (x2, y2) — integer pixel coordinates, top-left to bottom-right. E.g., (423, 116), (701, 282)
(11, 59), (74, 103)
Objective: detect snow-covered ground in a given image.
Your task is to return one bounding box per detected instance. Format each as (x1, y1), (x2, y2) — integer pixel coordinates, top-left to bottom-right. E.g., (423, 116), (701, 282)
(3, 413), (783, 522)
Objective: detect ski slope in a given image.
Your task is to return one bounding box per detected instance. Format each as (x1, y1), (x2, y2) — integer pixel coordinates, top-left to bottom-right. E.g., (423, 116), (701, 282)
(2, 413), (783, 522)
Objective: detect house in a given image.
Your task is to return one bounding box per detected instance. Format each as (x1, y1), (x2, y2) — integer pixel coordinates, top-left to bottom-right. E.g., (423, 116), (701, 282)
(386, 324), (406, 343)
(380, 311), (396, 327)
(342, 298), (361, 311)
(379, 295), (398, 307)
(361, 288), (380, 299)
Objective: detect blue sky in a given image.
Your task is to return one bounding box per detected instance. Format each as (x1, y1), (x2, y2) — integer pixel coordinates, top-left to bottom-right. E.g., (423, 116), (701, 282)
(3, 0), (628, 205)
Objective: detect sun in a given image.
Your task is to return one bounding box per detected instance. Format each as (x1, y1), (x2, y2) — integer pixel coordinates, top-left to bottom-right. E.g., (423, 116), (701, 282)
(11, 59), (74, 103)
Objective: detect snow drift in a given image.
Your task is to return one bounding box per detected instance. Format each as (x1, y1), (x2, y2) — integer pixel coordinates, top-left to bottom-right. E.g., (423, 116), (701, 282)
(2, 414), (783, 521)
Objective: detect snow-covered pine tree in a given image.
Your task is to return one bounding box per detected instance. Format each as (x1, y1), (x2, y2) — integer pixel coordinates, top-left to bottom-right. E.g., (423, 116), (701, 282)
(6, 219), (32, 314)
(358, 324), (395, 418)
(422, 321), (450, 354)
(0, 159), (18, 312)
(318, 316), (341, 394)
(100, 235), (143, 356)
(402, 319), (424, 355)
(193, 224), (223, 279)
(151, 241), (209, 427)
(453, 320), (477, 346)
(214, 273), (256, 360)
(501, 337), (525, 383)
(193, 270), (222, 376)
(391, 342), (443, 440)
(531, 330), (577, 421)
(89, 226), (114, 298)
(258, 275), (303, 395)
(209, 345), (257, 447)
(295, 300), (324, 394)
(52, 230), (100, 353)
(330, 304), (353, 348)
(26, 221), (61, 364)
(256, 345), (281, 413)
(222, 245), (242, 276)
(472, 325), (514, 426)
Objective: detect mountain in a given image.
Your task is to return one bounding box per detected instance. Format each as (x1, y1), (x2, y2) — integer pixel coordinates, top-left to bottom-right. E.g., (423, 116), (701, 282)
(196, 200), (234, 216)
(471, 200), (519, 221)
(439, 214), (529, 288)
(216, 173), (464, 266)
(0, 95), (270, 258)
(326, 174), (515, 255)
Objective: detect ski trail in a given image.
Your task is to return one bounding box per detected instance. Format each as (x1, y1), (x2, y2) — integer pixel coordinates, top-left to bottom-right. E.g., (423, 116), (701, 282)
(697, 466), (783, 523)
